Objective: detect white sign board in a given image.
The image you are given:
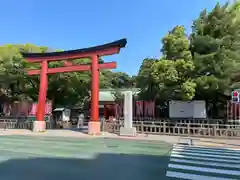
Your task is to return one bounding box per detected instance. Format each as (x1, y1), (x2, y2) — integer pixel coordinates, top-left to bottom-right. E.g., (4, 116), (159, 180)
(169, 100), (206, 118)
(192, 100), (207, 118)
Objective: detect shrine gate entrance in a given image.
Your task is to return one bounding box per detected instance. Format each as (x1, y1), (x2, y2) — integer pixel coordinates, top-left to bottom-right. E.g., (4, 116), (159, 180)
(20, 39), (127, 135)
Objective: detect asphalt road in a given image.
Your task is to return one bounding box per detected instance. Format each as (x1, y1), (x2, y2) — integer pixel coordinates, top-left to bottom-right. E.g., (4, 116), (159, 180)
(0, 130), (239, 180)
(0, 135), (172, 180)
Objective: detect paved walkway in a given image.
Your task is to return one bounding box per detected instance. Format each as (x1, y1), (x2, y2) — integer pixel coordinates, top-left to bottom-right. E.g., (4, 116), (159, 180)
(0, 129), (181, 144)
(166, 144), (240, 179)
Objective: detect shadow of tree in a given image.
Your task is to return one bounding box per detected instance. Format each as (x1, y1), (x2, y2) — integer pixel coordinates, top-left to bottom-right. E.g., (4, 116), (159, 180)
(0, 153), (170, 180)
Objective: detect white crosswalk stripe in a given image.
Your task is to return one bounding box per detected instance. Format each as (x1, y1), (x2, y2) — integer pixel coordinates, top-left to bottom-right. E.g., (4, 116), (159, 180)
(166, 144), (240, 180)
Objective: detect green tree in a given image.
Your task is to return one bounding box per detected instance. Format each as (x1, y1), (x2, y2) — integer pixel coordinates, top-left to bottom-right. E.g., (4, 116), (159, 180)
(136, 58), (158, 100)
(47, 58), (91, 108)
(111, 89), (124, 102)
(152, 59), (196, 100)
(190, 1), (240, 97)
(161, 26), (192, 61)
(152, 26), (196, 100)
(0, 44), (92, 108)
(111, 72), (133, 88)
(100, 70), (135, 89)
(0, 44), (40, 101)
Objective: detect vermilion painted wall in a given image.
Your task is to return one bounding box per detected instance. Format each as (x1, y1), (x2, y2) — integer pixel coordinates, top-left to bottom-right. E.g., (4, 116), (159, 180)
(2, 101), (52, 116)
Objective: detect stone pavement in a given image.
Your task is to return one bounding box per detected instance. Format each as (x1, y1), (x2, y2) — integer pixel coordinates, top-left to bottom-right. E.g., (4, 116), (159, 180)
(166, 144), (240, 179)
(0, 129), (181, 144)
(0, 133), (173, 180)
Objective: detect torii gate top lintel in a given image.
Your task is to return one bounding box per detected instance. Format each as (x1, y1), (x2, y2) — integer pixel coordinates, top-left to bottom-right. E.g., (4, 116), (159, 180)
(21, 38), (127, 62)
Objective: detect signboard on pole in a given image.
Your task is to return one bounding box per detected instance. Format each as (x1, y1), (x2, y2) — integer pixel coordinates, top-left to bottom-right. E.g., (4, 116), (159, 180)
(232, 91), (240, 103)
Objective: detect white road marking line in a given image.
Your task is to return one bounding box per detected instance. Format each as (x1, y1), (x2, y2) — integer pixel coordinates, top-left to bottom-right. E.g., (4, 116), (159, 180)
(168, 164), (240, 176)
(173, 147), (240, 156)
(171, 151), (240, 160)
(174, 145), (240, 152)
(166, 171), (238, 180)
(171, 153), (240, 163)
(169, 158), (240, 168)
(174, 144), (240, 151)
(167, 145), (240, 179)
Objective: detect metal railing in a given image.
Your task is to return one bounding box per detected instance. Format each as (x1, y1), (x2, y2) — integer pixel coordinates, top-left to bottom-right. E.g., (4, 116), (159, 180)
(103, 121), (240, 138)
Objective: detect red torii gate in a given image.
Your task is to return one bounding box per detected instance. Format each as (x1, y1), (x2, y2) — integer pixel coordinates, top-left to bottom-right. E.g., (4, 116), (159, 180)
(20, 39), (127, 135)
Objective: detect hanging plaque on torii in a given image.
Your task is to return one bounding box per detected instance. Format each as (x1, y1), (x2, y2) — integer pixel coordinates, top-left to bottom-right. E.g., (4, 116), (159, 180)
(20, 39), (127, 135)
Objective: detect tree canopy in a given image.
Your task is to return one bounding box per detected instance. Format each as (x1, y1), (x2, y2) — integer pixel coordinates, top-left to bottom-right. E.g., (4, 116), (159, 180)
(137, 1), (240, 103)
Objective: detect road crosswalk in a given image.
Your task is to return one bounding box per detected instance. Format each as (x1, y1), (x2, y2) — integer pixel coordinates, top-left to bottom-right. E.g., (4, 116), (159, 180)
(166, 144), (240, 180)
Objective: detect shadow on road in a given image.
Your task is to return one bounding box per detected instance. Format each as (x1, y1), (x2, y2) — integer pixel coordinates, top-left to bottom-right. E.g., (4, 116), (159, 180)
(63, 127), (88, 133)
(0, 153), (170, 180)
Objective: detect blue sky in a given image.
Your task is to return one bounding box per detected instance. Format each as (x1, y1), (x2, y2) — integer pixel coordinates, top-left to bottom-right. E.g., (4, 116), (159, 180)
(0, 0), (228, 75)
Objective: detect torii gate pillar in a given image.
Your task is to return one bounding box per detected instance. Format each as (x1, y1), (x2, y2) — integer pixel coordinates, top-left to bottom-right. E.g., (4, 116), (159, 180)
(20, 39), (127, 135)
(89, 55), (100, 133)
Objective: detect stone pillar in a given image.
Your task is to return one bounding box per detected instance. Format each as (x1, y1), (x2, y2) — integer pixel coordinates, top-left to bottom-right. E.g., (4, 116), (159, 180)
(120, 91), (137, 136)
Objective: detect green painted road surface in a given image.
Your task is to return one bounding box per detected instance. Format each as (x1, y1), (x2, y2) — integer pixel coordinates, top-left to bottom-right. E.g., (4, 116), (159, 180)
(0, 135), (172, 180)
(166, 144), (240, 180)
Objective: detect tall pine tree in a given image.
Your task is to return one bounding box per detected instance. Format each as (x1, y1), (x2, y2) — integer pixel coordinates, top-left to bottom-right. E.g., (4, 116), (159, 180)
(190, 1), (240, 118)
(190, 1), (240, 97)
